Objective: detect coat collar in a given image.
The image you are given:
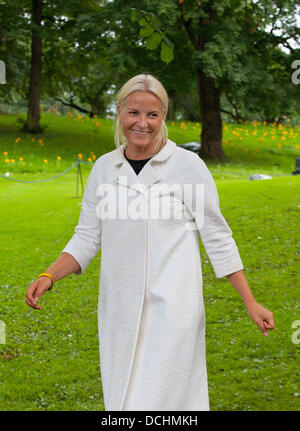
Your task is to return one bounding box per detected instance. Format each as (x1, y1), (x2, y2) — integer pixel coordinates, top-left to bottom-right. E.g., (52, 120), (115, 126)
(113, 139), (177, 190)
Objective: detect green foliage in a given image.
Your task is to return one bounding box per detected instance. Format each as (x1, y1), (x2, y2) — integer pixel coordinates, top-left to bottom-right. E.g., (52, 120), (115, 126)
(146, 32), (164, 50)
(129, 6), (175, 64)
(160, 41), (174, 64)
(124, 0), (299, 122)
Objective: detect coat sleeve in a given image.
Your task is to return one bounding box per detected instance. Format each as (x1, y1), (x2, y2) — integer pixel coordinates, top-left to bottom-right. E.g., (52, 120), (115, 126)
(180, 154), (244, 279)
(60, 161), (101, 275)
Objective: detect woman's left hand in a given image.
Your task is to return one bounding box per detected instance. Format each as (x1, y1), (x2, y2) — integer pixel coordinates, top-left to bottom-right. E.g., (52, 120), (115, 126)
(246, 301), (275, 336)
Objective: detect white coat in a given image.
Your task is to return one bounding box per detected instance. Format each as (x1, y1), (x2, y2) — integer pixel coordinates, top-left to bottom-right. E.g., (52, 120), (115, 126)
(61, 138), (244, 411)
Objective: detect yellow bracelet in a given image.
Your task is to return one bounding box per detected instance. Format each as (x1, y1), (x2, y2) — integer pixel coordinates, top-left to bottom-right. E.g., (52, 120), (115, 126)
(37, 273), (55, 290)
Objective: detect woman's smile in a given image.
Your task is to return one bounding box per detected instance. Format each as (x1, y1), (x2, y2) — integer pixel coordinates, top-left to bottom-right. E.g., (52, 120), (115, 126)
(131, 129), (151, 136)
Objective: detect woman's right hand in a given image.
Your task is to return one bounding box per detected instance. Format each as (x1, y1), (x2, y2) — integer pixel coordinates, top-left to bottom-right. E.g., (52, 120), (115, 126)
(25, 277), (52, 310)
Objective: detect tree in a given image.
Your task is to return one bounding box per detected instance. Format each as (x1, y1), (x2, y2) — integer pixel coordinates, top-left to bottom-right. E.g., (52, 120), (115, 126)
(0, 0), (31, 108)
(1, 0), (110, 128)
(122, 0), (299, 160)
(27, 0), (43, 132)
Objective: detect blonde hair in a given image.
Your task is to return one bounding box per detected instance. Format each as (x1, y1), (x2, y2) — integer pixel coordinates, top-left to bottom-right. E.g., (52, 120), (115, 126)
(114, 73), (168, 156)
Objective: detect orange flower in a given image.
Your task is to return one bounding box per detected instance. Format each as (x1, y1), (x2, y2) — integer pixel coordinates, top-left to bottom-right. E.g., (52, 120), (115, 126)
(92, 155), (96, 160)
(77, 153), (83, 159)
(11, 159), (15, 163)
(57, 156), (61, 160)
(3, 151), (8, 155)
(43, 159), (48, 163)
(277, 144), (282, 148)
(4, 158), (10, 163)
(88, 157), (92, 162)
(19, 157), (23, 161)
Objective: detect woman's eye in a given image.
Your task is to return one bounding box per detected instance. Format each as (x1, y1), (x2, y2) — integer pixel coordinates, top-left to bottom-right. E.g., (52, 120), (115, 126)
(128, 111), (157, 117)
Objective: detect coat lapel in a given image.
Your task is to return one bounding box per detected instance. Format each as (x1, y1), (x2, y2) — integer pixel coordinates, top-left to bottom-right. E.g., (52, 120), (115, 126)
(113, 139), (177, 192)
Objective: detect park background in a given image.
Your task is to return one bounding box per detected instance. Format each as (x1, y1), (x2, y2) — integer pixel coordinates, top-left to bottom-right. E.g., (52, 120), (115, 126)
(0, 0), (299, 411)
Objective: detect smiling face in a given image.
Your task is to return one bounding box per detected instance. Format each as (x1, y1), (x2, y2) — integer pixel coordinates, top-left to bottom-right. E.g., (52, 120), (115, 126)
(117, 90), (166, 159)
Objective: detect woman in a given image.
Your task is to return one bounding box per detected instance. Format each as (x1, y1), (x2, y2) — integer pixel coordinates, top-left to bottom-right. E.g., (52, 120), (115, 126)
(25, 73), (275, 411)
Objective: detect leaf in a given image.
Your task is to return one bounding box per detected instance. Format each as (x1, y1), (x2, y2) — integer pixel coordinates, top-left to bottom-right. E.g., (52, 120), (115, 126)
(160, 41), (174, 64)
(130, 9), (137, 22)
(138, 18), (147, 26)
(140, 24), (154, 38)
(146, 32), (164, 50)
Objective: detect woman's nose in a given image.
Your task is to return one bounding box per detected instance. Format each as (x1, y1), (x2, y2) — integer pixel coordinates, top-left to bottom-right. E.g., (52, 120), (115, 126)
(137, 115), (148, 129)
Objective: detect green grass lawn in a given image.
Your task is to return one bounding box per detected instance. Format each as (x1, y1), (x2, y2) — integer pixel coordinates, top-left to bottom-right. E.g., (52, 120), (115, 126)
(0, 112), (299, 411)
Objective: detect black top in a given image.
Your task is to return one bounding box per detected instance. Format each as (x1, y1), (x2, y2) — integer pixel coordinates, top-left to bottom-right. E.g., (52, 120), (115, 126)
(124, 152), (152, 176)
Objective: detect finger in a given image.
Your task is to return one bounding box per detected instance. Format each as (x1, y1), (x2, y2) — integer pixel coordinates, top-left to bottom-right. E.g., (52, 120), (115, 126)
(25, 297), (41, 310)
(256, 320), (268, 336)
(263, 320), (275, 330)
(262, 312), (275, 328)
(25, 296), (39, 309)
(34, 283), (49, 303)
(26, 283), (38, 306)
(25, 291), (37, 307)
(268, 315), (275, 328)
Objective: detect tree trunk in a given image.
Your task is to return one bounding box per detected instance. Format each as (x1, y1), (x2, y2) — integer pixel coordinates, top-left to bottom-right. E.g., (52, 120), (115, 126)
(197, 69), (224, 161)
(27, 0), (43, 133)
(167, 90), (175, 121)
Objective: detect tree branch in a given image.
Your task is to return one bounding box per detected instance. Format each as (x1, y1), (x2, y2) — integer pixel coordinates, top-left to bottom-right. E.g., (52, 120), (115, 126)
(224, 93), (243, 121)
(176, 1), (200, 50)
(55, 97), (95, 117)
